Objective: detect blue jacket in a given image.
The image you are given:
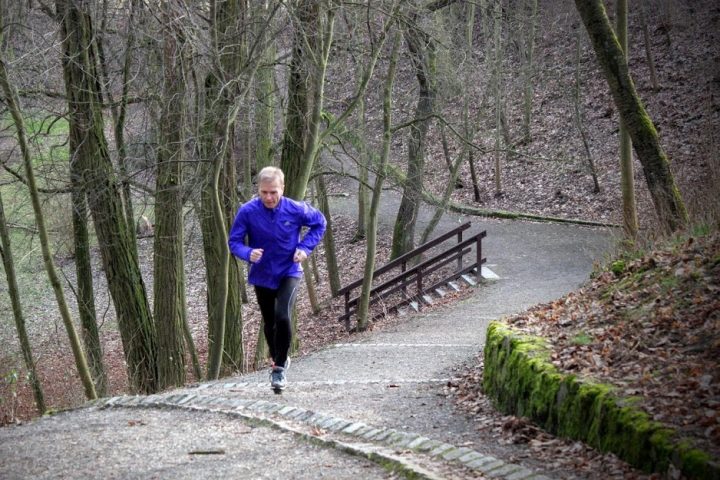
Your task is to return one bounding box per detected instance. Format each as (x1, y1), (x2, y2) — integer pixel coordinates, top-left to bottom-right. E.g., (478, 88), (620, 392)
(228, 196), (327, 289)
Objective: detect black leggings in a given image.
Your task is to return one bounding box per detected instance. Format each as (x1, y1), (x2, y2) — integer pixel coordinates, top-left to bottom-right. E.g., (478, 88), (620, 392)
(254, 277), (299, 368)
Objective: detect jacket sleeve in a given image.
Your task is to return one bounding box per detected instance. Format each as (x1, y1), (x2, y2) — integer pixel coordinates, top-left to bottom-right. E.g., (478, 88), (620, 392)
(297, 203), (327, 255)
(228, 207), (252, 262)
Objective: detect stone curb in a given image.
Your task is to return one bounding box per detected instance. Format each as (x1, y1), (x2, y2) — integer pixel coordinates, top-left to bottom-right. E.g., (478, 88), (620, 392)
(483, 321), (720, 480)
(91, 394), (553, 480)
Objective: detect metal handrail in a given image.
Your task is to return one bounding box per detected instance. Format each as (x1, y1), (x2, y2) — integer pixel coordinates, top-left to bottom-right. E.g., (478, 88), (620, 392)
(336, 222), (472, 296)
(337, 224), (486, 326)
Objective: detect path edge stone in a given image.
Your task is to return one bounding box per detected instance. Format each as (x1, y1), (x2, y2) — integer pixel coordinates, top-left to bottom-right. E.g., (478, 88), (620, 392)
(91, 394), (553, 480)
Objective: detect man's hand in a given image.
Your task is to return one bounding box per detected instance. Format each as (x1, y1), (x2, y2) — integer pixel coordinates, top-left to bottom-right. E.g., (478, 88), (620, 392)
(250, 249), (264, 263)
(293, 249), (307, 263)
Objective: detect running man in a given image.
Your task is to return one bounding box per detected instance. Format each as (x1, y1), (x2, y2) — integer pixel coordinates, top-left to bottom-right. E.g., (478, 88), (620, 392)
(228, 166), (327, 391)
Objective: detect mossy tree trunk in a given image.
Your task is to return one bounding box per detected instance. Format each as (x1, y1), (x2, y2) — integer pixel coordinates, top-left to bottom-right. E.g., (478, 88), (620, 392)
(154, 2), (187, 389)
(57, 0), (156, 394)
(65, 26), (106, 393)
(391, 14), (436, 259)
(0, 191), (46, 414)
(0, 41), (97, 401)
(200, 0), (236, 379)
(574, 0), (688, 233)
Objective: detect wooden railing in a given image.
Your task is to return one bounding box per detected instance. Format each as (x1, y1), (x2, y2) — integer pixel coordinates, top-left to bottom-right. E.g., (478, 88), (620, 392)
(336, 222), (487, 327)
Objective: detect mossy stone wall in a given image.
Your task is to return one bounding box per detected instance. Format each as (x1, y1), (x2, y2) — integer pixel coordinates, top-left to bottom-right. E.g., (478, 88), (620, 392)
(483, 321), (719, 479)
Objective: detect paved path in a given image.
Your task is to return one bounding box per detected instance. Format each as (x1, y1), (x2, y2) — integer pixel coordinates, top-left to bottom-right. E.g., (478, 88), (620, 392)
(0, 189), (618, 479)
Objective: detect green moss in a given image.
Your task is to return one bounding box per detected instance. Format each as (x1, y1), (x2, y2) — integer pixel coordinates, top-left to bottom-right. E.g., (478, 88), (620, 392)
(660, 275), (679, 290)
(611, 259), (626, 275)
(678, 448), (716, 479)
(484, 321), (720, 479)
(571, 332), (593, 346)
(692, 224), (711, 237)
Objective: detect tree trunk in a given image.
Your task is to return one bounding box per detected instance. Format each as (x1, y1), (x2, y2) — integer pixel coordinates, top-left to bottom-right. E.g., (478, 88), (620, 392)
(254, 37), (276, 171)
(278, 1), (335, 353)
(57, 0), (156, 393)
(200, 0), (249, 379)
(179, 258), (202, 380)
(616, 0), (638, 240)
(97, 0), (140, 256)
(574, 30), (601, 194)
(574, 0), (688, 233)
(280, 0), (335, 201)
(0, 191), (46, 414)
(391, 17), (436, 259)
(493, 0), (503, 196)
(0, 46), (97, 400)
(521, 0), (537, 144)
(468, 148), (481, 202)
(254, 320), (269, 370)
(199, 136), (231, 380)
(357, 30), (400, 331)
(70, 160), (106, 396)
(316, 174), (340, 296)
(154, 3), (186, 389)
(639, 4), (659, 91)
(355, 70), (369, 240)
(302, 260), (319, 314)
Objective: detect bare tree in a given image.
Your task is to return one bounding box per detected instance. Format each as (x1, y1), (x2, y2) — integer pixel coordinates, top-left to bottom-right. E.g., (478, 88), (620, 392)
(520, 0), (538, 144)
(280, 0), (335, 201)
(57, 0), (157, 393)
(639, 4), (659, 91)
(97, 0), (142, 256)
(0, 45), (96, 400)
(357, 29), (401, 331)
(492, 0), (503, 197)
(573, 29), (600, 194)
(316, 174), (341, 296)
(199, 0), (249, 379)
(391, 10), (436, 258)
(0, 190), (46, 414)
(153, 0), (187, 389)
(616, 0), (638, 240)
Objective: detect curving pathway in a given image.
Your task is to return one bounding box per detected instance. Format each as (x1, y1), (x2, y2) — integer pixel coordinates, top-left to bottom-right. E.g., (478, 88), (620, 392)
(0, 188), (620, 479)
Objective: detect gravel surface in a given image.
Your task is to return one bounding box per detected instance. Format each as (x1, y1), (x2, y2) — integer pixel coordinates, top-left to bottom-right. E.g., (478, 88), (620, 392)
(0, 407), (398, 480)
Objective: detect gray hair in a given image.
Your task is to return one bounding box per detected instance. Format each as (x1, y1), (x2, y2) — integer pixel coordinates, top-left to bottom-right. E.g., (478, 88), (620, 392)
(257, 166), (284, 186)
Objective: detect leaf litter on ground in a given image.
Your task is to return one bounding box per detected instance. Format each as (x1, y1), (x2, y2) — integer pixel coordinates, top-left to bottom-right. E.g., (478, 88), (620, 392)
(447, 231), (720, 470)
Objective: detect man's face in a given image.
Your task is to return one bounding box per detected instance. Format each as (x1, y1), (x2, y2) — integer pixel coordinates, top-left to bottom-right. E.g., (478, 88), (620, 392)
(258, 178), (283, 209)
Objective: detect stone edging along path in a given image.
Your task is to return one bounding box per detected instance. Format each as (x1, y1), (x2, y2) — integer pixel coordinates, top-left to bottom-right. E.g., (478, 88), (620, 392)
(90, 392), (554, 480)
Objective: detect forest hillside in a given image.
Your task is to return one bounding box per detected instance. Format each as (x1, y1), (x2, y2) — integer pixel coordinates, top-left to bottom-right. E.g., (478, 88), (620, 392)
(0, 2), (718, 472)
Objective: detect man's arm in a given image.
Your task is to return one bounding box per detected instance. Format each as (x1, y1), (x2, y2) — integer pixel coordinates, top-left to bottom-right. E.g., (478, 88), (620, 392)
(228, 208), (253, 262)
(296, 203), (327, 256)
